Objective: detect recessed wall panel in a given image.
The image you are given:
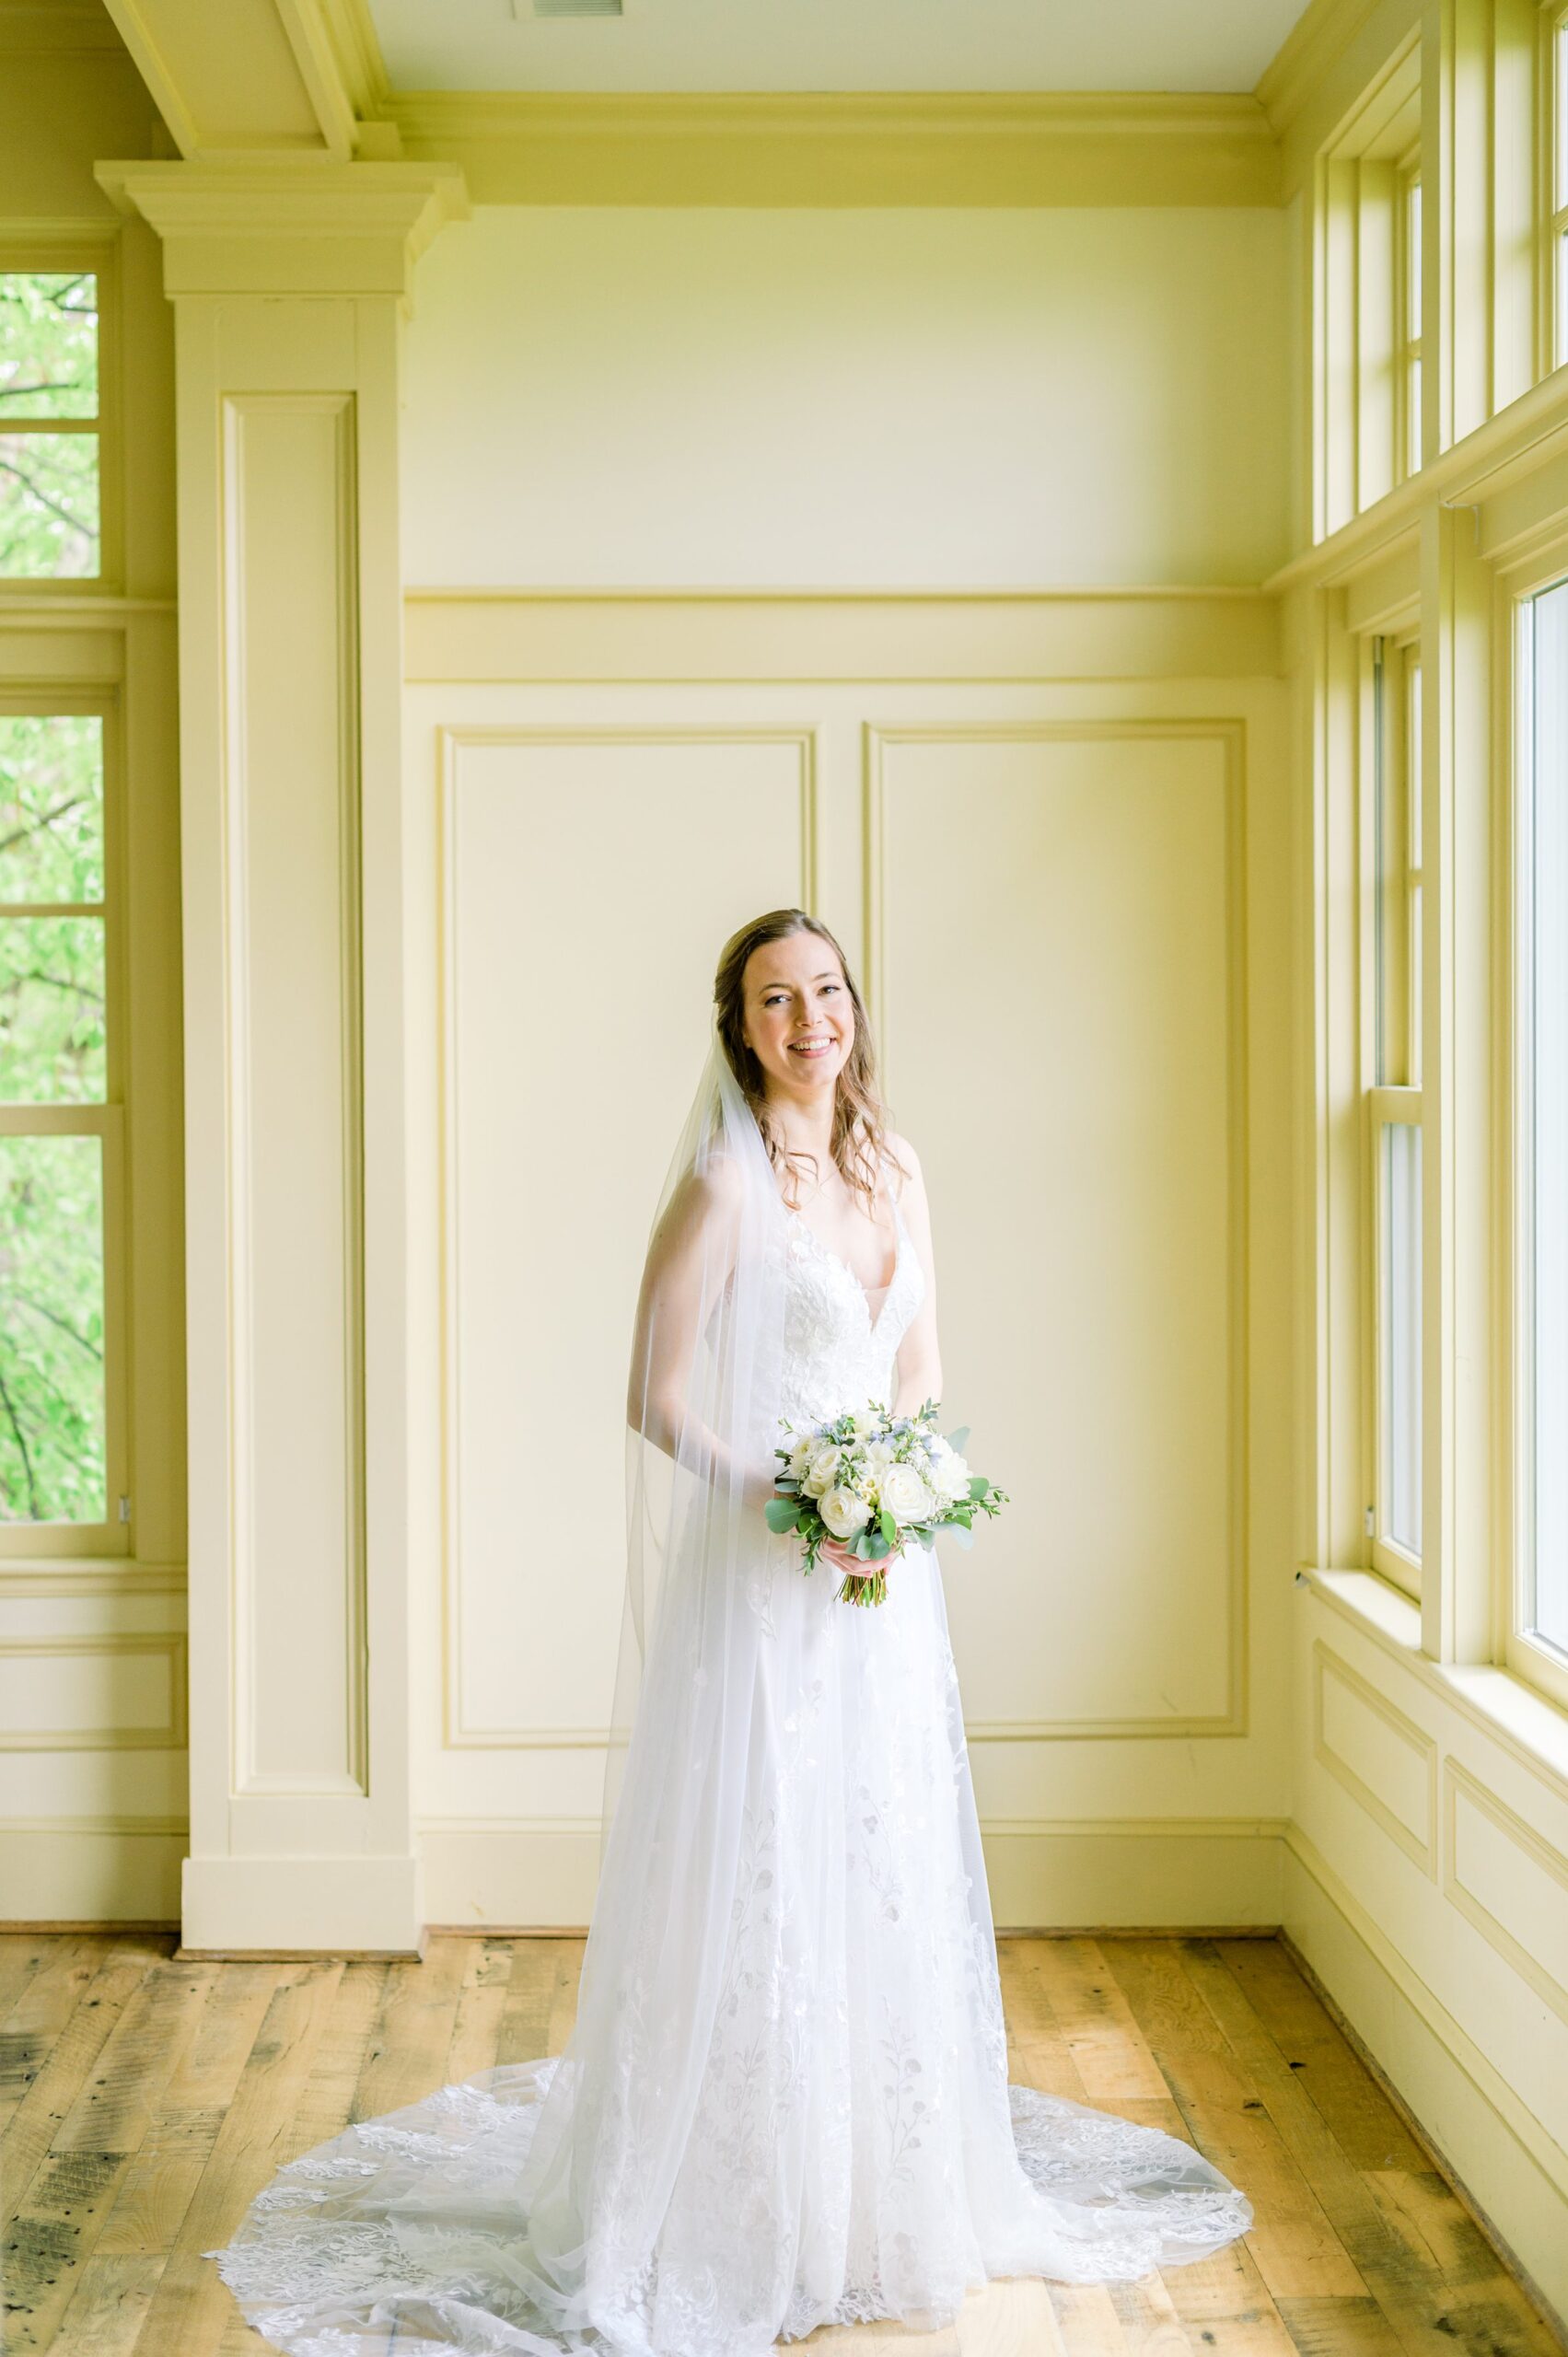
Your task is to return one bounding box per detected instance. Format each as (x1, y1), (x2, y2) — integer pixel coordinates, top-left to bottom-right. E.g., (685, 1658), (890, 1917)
(443, 726), (814, 1745)
(226, 393), (365, 1796)
(875, 724), (1241, 1731)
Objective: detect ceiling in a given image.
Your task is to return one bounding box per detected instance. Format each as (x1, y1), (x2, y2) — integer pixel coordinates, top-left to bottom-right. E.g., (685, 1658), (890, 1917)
(363, 0), (1316, 98)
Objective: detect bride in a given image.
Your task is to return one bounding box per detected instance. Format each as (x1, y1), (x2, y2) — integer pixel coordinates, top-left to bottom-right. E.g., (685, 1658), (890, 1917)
(208, 908), (1253, 2355)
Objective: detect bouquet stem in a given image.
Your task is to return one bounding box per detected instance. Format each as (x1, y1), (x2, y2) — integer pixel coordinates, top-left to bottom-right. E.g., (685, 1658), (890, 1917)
(837, 1566), (888, 1608)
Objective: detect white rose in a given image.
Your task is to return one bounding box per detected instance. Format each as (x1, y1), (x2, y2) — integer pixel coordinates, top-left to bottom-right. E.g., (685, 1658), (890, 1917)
(863, 1439), (896, 1480)
(881, 1462), (935, 1526)
(787, 1437), (815, 1482)
(800, 1442), (842, 1499)
(926, 1440), (970, 1504)
(819, 1484), (873, 1540)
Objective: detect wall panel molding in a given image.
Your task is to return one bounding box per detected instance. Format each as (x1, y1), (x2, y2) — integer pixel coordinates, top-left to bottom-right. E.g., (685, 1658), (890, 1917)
(1311, 1635), (1439, 1873)
(865, 718), (1250, 1741)
(437, 722), (819, 1750)
(222, 387), (368, 1804)
(1444, 1758), (1568, 2028)
(0, 1631), (187, 1750)
(404, 587), (1283, 688)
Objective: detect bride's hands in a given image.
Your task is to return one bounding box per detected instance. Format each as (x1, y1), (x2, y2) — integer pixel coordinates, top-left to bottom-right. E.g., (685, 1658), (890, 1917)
(818, 1532), (902, 1581)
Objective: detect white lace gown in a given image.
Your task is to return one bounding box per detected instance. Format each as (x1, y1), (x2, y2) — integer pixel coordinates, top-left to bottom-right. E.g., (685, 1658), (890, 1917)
(209, 1181), (1253, 2356)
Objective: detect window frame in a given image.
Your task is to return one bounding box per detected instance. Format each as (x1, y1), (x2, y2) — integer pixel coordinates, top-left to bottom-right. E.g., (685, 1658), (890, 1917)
(1504, 532), (1568, 1713)
(1314, 35), (1423, 537)
(0, 238), (122, 595)
(1359, 626), (1424, 1601)
(0, 686), (131, 1555)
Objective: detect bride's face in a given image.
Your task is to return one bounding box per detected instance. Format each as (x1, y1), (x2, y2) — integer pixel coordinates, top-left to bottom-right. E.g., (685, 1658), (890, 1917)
(740, 935), (854, 1101)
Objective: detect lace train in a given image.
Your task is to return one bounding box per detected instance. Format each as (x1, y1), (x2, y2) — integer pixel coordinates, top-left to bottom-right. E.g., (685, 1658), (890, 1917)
(208, 2052), (1252, 2356)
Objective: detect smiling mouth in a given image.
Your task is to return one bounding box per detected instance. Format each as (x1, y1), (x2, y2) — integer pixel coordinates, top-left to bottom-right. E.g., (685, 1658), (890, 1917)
(788, 1038), (836, 1057)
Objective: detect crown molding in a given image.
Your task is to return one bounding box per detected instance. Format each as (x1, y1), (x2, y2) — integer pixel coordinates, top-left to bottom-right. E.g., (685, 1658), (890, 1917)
(1254, 0), (1389, 134)
(389, 88), (1281, 207)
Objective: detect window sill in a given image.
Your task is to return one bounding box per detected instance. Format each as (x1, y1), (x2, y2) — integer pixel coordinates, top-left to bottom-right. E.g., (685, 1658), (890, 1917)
(1295, 1564), (1568, 1799)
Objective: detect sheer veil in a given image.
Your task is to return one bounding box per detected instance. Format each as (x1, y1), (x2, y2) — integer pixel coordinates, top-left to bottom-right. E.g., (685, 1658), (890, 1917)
(601, 1004), (792, 1866)
(453, 1008), (811, 2340)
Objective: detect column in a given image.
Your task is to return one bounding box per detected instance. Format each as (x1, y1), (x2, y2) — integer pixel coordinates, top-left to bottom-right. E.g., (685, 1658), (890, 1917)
(94, 162), (468, 1952)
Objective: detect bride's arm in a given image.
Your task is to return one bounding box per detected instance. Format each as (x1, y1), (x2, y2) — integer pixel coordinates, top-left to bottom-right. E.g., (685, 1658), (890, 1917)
(887, 1132), (942, 1419)
(626, 1155), (777, 1515)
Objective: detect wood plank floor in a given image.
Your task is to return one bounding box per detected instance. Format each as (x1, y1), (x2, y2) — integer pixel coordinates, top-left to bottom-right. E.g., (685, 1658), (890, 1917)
(0, 1931), (1560, 2356)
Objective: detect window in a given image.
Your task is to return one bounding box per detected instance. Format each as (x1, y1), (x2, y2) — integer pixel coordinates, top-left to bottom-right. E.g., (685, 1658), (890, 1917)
(1515, 574), (1568, 1699)
(0, 269), (100, 578)
(1315, 38), (1423, 533)
(0, 706), (124, 1541)
(1366, 634), (1423, 1597)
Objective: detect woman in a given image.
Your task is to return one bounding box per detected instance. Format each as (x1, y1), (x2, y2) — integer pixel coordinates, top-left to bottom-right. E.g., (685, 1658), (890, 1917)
(209, 909), (1252, 2355)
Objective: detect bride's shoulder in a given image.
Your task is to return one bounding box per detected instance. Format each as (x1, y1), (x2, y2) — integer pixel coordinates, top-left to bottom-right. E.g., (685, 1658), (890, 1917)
(880, 1129), (924, 1203)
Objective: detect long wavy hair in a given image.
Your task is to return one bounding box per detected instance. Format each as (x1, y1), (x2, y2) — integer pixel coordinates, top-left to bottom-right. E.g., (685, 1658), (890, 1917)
(714, 908), (910, 1216)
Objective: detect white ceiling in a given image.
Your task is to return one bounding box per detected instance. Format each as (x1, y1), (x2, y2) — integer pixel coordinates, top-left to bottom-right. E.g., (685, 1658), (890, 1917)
(365, 0), (1314, 98)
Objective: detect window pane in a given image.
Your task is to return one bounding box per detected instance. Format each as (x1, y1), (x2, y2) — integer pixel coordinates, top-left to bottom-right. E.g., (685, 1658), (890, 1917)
(1407, 177), (1422, 342)
(1408, 658), (1423, 867)
(1384, 1120), (1422, 1557)
(0, 915), (105, 1101)
(1528, 575), (1568, 1656)
(0, 714), (104, 903)
(1558, 232), (1568, 372)
(0, 430), (99, 576)
(1408, 656), (1423, 1086)
(1374, 644), (1418, 1086)
(1558, 21), (1568, 213)
(0, 1133), (106, 1525)
(0, 273), (98, 419)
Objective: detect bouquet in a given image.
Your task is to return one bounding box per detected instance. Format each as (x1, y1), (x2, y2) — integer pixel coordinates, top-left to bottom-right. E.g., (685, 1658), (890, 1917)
(764, 1396), (1009, 1607)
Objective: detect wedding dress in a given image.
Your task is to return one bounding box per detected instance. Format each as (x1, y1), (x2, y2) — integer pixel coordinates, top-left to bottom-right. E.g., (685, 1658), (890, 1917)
(209, 1144), (1252, 2357)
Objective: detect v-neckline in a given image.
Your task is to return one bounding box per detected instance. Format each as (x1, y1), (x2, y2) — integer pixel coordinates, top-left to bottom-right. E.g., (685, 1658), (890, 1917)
(786, 1197), (903, 1332)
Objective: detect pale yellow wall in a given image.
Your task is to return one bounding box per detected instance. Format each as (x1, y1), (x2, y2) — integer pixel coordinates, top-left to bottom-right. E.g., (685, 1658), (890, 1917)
(401, 204), (1290, 590)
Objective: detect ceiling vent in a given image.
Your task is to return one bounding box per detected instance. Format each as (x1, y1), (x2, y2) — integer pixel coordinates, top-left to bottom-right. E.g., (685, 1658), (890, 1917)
(529, 0), (624, 14)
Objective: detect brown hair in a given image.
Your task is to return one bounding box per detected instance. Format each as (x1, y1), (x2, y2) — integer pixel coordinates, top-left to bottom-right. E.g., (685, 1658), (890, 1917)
(714, 908), (910, 1214)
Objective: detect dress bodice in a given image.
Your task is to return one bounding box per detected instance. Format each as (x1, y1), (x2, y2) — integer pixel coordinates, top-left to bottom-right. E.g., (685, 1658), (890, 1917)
(779, 1167), (925, 1425)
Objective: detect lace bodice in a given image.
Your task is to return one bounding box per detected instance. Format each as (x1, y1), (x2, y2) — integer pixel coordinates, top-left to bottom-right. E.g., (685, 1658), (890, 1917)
(780, 1173), (925, 1425)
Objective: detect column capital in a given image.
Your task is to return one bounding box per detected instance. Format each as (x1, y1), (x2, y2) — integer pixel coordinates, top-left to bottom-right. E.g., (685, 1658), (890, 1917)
(92, 160), (470, 299)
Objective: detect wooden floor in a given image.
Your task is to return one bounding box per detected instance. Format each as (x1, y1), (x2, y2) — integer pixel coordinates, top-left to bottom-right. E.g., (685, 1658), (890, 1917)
(0, 1930), (1561, 2356)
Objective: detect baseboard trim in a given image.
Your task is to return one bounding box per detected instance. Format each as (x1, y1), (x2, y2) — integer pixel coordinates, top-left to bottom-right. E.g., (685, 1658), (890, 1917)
(1284, 1825), (1568, 2343)
(417, 1817), (1287, 1931)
